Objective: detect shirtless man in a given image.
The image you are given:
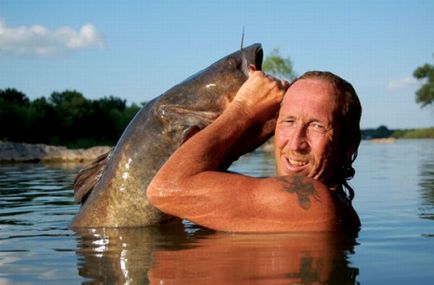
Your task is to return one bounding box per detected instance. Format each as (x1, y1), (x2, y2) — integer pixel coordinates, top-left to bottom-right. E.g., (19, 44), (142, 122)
(147, 70), (362, 233)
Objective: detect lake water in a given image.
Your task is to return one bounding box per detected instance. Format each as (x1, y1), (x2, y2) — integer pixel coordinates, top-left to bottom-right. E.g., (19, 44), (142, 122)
(1, 139), (433, 284)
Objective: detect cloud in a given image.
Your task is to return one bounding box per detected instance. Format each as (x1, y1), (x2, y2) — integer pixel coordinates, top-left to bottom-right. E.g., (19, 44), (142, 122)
(386, 76), (419, 90)
(0, 18), (104, 57)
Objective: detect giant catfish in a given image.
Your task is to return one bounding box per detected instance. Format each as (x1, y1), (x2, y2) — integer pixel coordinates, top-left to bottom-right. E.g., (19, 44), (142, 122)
(71, 43), (264, 227)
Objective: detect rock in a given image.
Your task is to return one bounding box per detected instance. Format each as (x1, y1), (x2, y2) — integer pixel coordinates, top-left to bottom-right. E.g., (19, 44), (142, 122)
(368, 138), (397, 144)
(0, 141), (112, 162)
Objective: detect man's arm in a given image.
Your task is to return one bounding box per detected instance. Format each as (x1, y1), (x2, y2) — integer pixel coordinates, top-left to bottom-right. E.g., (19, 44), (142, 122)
(147, 71), (342, 232)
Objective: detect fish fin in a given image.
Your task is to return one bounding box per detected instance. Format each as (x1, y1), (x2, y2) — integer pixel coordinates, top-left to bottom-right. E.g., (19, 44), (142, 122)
(73, 149), (113, 204)
(240, 26), (245, 51)
(156, 104), (221, 138)
(157, 104), (220, 123)
(182, 125), (202, 143)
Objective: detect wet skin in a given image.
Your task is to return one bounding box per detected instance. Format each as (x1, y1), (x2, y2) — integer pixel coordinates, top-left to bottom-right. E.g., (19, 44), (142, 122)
(71, 44), (264, 228)
(275, 78), (341, 185)
(147, 72), (360, 233)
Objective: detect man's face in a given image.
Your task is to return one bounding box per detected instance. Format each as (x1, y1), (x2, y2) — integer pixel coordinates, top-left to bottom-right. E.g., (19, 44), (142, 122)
(274, 78), (340, 184)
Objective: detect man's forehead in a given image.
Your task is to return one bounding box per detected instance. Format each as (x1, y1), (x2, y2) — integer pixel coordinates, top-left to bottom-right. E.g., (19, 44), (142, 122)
(284, 79), (336, 104)
(281, 79), (337, 119)
(288, 78), (334, 93)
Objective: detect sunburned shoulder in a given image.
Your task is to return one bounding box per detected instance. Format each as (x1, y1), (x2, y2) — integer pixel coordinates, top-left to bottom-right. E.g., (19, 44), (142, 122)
(269, 175), (361, 233)
(147, 172), (360, 233)
(241, 175), (350, 232)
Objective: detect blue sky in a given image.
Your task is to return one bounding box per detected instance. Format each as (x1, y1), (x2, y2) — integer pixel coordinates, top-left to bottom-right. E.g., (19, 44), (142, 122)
(1, 0), (433, 129)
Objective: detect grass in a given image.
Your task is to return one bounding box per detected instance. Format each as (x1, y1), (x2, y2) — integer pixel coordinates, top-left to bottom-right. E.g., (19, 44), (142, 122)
(392, 127), (434, 139)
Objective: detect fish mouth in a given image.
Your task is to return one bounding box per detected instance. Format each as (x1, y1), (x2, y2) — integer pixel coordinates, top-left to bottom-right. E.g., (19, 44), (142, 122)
(241, 43), (263, 74)
(255, 46), (263, 71)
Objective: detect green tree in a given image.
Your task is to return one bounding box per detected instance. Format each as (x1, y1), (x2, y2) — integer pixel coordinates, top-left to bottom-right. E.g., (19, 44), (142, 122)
(413, 58), (434, 108)
(0, 88), (30, 105)
(27, 97), (57, 143)
(0, 87), (141, 147)
(262, 48), (296, 81)
(0, 88), (31, 141)
(48, 90), (91, 144)
(85, 96), (129, 144)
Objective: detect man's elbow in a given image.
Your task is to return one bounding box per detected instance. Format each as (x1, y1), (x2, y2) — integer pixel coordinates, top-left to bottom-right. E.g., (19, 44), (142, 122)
(146, 179), (178, 215)
(146, 181), (163, 208)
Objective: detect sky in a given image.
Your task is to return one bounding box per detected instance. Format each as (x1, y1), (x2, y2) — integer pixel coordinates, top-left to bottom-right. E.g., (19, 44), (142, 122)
(1, 0), (433, 129)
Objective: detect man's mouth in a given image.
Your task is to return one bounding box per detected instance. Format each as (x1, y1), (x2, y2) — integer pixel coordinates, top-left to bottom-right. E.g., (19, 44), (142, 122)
(282, 156), (309, 174)
(288, 159), (308, 167)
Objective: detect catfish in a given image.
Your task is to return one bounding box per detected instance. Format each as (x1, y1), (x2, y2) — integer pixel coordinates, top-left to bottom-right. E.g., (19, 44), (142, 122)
(71, 43), (264, 227)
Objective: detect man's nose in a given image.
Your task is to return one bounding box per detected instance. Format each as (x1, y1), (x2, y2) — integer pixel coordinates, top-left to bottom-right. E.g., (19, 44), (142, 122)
(288, 125), (309, 152)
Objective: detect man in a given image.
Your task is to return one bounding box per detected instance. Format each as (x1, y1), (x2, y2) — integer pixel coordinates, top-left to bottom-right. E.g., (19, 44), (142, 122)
(147, 70), (361, 233)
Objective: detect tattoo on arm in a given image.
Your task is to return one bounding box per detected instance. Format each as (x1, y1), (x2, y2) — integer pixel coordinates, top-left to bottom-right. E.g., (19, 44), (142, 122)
(275, 176), (320, 210)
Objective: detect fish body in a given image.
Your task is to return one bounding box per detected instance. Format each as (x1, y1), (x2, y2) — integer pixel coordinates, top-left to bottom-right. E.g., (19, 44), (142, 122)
(70, 43), (264, 227)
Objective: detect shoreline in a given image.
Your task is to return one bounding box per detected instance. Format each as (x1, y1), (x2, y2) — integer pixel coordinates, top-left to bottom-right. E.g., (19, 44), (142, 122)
(0, 141), (111, 163)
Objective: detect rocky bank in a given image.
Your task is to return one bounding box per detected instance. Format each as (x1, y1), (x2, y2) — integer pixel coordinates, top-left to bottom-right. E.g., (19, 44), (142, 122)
(0, 141), (112, 163)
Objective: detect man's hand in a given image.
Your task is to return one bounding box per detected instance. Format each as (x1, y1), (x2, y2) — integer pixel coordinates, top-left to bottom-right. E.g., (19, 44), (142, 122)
(232, 70), (289, 123)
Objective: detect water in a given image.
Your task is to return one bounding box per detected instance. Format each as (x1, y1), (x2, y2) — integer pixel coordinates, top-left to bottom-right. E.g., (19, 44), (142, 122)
(0, 139), (433, 284)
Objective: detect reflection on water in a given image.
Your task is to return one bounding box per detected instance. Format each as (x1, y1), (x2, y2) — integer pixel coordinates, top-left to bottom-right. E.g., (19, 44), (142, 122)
(74, 224), (358, 284)
(351, 140), (434, 284)
(148, 231), (358, 285)
(418, 149), (434, 220)
(74, 225), (189, 284)
(1, 140), (434, 284)
(0, 163), (82, 284)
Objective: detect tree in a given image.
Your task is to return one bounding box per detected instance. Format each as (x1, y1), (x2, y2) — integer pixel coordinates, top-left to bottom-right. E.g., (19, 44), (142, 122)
(0, 88), (30, 105)
(413, 58), (434, 108)
(27, 97), (57, 143)
(85, 96), (128, 143)
(48, 90), (91, 143)
(262, 48), (296, 81)
(0, 88), (31, 141)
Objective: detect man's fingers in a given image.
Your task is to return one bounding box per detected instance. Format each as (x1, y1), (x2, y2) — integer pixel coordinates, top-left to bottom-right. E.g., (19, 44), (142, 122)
(280, 79), (290, 91)
(264, 74), (290, 91)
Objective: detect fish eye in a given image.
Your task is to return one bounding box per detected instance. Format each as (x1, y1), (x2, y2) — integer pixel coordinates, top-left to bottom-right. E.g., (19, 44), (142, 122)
(226, 58), (237, 67)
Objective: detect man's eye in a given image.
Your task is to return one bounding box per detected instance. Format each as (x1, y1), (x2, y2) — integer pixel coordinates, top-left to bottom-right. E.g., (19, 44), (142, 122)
(283, 119), (296, 127)
(309, 122), (327, 132)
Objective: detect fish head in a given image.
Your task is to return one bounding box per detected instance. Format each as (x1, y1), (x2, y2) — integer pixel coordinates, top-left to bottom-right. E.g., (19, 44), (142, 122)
(240, 42), (264, 74)
(207, 43), (263, 102)
(156, 43), (264, 143)
(192, 43), (264, 109)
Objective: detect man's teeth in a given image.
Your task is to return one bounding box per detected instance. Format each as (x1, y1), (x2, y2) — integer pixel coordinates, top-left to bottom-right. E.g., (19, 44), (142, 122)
(289, 159), (307, 166)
